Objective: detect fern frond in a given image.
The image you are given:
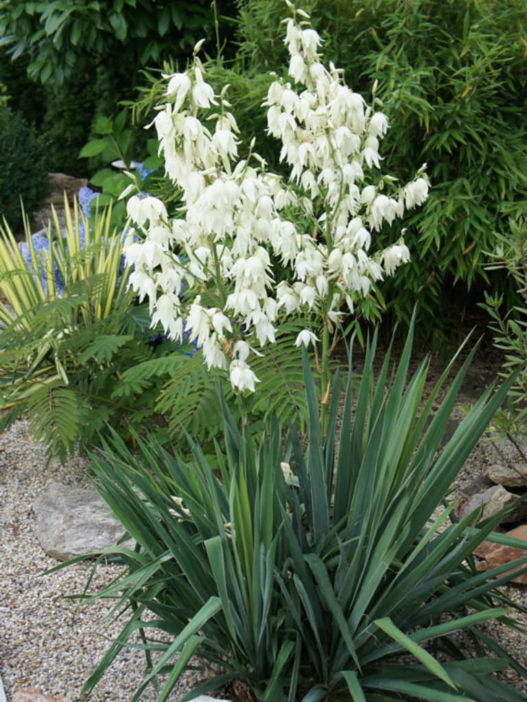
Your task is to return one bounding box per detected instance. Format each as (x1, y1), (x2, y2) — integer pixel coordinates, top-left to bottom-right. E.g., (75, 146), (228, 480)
(112, 353), (191, 399)
(26, 383), (88, 461)
(155, 351), (230, 440)
(248, 339), (310, 425)
(78, 334), (133, 364)
(155, 320), (318, 439)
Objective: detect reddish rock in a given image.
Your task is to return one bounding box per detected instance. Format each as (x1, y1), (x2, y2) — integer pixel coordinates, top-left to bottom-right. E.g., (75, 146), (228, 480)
(474, 525), (527, 585)
(13, 689), (68, 702)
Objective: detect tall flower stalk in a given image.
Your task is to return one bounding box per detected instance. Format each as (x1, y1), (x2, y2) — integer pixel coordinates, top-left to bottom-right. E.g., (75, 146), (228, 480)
(123, 3), (429, 403)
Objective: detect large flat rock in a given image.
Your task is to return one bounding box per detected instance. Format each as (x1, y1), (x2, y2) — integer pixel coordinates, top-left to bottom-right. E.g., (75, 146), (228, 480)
(32, 481), (129, 561)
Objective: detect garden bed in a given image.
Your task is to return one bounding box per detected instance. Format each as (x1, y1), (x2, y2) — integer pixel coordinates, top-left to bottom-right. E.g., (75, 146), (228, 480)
(1, 349), (526, 701)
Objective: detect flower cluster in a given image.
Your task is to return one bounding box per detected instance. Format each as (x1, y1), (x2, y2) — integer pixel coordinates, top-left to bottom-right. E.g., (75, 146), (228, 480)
(20, 232), (64, 296)
(124, 6), (429, 392)
(78, 185), (99, 219)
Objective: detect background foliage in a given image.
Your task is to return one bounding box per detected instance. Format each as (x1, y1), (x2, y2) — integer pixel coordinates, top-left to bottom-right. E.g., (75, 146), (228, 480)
(0, 0), (234, 84)
(211, 0), (527, 341)
(0, 103), (49, 231)
(482, 217), (527, 438)
(0, 0), (238, 174)
(1, 0), (527, 433)
(3, 0), (527, 345)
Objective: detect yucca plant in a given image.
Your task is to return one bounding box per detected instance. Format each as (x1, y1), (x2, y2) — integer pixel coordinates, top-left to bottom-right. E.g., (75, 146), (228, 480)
(73, 328), (527, 701)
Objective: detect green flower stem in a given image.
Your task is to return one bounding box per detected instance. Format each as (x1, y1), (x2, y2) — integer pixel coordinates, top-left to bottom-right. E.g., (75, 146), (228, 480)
(321, 319), (330, 431)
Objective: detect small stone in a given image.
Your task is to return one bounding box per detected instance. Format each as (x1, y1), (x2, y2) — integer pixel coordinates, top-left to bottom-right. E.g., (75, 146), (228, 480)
(486, 462), (527, 488)
(32, 482), (130, 561)
(47, 172), (88, 205)
(13, 689), (68, 702)
(459, 484), (527, 523)
(192, 697), (232, 702)
(0, 674), (6, 702)
(474, 525), (527, 585)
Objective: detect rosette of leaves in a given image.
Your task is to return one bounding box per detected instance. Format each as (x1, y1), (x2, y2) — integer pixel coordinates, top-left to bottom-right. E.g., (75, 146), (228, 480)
(68, 329), (527, 701)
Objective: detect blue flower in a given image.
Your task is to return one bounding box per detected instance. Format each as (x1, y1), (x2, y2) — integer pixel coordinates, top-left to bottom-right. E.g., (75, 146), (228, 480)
(20, 232), (65, 296)
(78, 186), (99, 218)
(78, 220), (86, 250)
(137, 162), (155, 181)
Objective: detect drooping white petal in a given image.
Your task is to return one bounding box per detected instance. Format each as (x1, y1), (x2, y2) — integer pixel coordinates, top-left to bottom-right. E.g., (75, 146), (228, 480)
(230, 359), (259, 393)
(294, 329), (319, 348)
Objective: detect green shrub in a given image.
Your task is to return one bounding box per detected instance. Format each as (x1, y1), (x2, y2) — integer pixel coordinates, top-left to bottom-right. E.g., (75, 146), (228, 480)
(72, 333), (527, 701)
(0, 104), (49, 231)
(219, 0), (527, 341)
(482, 217), (527, 438)
(0, 54), (46, 119)
(0, 52), (98, 175)
(40, 76), (104, 176)
(0, 0), (233, 86)
(0, 0), (238, 174)
(0, 201), (188, 461)
(40, 61), (155, 175)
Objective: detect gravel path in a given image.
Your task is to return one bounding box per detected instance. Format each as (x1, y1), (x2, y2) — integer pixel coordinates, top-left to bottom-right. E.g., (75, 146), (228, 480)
(0, 420), (206, 701)
(1, 399), (526, 700)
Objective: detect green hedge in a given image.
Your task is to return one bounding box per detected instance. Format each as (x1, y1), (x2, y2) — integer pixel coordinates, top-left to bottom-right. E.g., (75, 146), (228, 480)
(0, 105), (49, 231)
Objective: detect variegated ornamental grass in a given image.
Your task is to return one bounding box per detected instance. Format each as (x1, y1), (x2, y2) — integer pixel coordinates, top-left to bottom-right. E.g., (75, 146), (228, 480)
(0, 199), (130, 327)
(0, 200), (176, 461)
